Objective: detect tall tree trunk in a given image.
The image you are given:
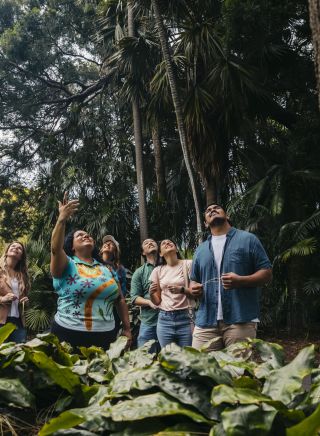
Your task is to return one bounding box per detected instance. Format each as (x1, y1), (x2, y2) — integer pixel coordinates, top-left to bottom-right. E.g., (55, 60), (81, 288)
(128, 1), (148, 242)
(152, 124), (166, 201)
(205, 178), (217, 206)
(309, 0), (320, 110)
(151, 0), (203, 238)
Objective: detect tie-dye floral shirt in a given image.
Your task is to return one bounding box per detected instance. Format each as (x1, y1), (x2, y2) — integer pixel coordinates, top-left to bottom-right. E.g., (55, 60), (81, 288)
(53, 256), (119, 331)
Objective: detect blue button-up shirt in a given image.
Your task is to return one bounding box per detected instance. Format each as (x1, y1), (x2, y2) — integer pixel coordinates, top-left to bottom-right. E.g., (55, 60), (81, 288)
(191, 227), (271, 327)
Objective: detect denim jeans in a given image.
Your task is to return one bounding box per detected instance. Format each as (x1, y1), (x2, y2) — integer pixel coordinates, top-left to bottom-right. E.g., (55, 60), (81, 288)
(137, 323), (159, 353)
(157, 309), (193, 348)
(0, 317), (27, 343)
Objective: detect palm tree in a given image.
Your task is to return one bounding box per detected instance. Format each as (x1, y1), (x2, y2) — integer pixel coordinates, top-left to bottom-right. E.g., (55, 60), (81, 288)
(127, 0), (148, 242)
(151, 0), (203, 237)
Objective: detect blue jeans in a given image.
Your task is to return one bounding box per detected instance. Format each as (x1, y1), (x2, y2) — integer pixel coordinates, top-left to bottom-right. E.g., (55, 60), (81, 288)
(137, 323), (159, 353)
(0, 317), (27, 343)
(157, 309), (193, 348)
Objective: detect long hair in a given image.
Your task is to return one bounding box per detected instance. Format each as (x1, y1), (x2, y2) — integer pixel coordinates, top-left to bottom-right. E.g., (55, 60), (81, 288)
(64, 230), (102, 262)
(159, 239), (182, 265)
(0, 241), (30, 293)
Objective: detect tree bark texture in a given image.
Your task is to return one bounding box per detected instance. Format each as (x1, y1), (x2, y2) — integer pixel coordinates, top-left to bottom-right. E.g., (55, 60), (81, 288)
(152, 125), (167, 201)
(151, 0), (203, 237)
(309, 0), (320, 110)
(128, 0), (148, 242)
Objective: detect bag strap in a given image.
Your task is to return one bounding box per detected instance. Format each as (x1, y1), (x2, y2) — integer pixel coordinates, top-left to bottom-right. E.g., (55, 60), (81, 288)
(182, 260), (190, 289)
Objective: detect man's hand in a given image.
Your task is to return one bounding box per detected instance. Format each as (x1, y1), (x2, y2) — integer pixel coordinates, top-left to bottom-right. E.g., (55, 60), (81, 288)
(149, 282), (158, 295)
(189, 283), (203, 298)
(148, 300), (159, 310)
(221, 272), (243, 290)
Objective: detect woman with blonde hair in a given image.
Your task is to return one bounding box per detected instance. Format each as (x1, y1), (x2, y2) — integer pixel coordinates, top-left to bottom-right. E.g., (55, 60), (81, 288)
(0, 241), (30, 342)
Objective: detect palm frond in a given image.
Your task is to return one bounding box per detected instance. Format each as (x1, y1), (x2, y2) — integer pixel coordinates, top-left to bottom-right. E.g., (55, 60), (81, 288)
(280, 238), (317, 263)
(295, 211), (320, 240)
(303, 277), (320, 295)
(25, 307), (52, 332)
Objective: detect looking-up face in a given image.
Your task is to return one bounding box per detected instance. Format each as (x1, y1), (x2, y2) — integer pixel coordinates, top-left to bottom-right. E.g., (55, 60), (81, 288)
(204, 204), (228, 226)
(6, 242), (24, 261)
(142, 239), (158, 256)
(159, 239), (177, 257)
(72, 230), (94, 253)
(101, 240), (117, 255)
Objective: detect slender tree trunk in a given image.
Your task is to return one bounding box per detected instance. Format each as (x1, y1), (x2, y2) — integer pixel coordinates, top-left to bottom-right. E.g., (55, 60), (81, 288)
(151, 0), (203, 238)
(205, 179), (217, 205)
(309, 0), (320, 110)
(152, 125), (166, 201)
(128, 1), (148, 242)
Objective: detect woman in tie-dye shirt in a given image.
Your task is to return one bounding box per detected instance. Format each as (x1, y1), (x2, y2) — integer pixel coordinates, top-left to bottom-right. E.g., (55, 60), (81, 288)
(50, 193), (131, 349)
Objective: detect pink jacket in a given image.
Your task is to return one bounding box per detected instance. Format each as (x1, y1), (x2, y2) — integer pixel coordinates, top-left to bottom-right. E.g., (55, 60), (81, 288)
(0, 274), (28, 326)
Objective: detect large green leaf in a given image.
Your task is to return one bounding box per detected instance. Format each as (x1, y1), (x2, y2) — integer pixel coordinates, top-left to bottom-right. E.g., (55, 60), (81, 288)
(0, 323), (16, 344)
(300, 382), (320, 408)
(26, 349), (82, 394)
(39, 405), (102, 436)
(35, 333), (75, 366)
(156, 423), (211, 435)
(159, 344), (232, 385)
(107, 336), (128, 361)
(111, 364), (217, 420)
(221, 404), (278, 435)
(211, 342), (255, 378)
(211, 385), (273, 407)
(0, 378), (35, 408)
(112, 342), (156, 372)
(109, 392), (212, 423)
(262, 345), (315, 405)
(252, 339), (285, 379)
(286, 403), (320, 436)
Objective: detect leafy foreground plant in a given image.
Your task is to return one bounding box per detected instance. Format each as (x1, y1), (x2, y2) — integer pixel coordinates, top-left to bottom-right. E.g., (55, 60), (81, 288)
(0, 324), (319, 435)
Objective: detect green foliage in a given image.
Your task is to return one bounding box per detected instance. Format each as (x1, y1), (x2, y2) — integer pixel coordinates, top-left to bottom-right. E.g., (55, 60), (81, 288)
(0, 330), (319, 435)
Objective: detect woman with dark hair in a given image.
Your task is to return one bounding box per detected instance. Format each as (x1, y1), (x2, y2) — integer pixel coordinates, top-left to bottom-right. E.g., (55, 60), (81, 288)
(0, 241), (30, 342)
(50, 193), (131, 349)
(149, 239), (201, 348)
(100, 235), (127, 297)
(100, 234), (128, 338)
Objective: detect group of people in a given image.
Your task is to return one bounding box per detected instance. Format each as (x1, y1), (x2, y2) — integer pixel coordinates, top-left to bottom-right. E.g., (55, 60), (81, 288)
(0, 194), (272, 353)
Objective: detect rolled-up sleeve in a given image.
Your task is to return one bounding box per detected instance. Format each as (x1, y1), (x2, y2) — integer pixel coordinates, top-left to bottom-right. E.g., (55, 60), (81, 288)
(252, 236), (272, 271)
(130, 269), (142, 304)
(190, 254), (200, 282)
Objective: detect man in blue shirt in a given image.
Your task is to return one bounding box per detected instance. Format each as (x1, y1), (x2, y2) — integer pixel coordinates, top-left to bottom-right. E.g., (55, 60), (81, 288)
(191, 204), (272, 351)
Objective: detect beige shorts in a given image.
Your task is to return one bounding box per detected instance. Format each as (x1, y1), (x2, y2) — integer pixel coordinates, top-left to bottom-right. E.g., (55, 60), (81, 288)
(192, 320), (257, 352)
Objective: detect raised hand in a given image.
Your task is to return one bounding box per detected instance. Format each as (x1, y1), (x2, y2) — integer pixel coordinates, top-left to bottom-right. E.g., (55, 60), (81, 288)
(58, 192), (80, 222)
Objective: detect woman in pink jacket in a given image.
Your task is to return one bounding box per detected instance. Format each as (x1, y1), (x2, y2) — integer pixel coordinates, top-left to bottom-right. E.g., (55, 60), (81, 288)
(0, 241), (30, 342)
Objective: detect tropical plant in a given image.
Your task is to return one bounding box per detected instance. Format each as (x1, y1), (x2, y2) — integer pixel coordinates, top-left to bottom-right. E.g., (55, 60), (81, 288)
(0, 325), (319, 435)
(25, 238), (55, 333)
